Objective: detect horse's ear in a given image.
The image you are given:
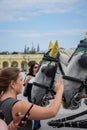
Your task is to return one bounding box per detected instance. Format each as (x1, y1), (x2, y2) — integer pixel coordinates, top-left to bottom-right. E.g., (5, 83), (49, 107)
(48, 41), (53, 51)
(49, 40), (59, 58)
(84, 32), (87, 39)
(78, 53), (87, 68)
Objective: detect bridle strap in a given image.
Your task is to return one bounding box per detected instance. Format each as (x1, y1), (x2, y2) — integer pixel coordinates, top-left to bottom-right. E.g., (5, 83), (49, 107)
(63, 75), (84, 83)
(57, 62), (65, 75)
(63, 75), (87, 101)
(33, 82), (49, 89)
(33, 82), (56, 95)
(43, 55), (59, 63)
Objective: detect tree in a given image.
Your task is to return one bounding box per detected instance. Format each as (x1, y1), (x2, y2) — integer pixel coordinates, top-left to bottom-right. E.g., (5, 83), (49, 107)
(37, 43), (40, 53)
(30, 42), (36, 53)
(24, 45), (27, 53)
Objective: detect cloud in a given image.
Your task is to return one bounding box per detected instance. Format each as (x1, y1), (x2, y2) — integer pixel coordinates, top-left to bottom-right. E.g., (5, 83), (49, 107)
(0, 28), (86, 39)
(0, 0), (85, 21)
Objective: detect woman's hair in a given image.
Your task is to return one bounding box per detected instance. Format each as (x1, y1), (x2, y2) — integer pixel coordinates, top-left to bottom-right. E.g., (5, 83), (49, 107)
(29, 61), (38, 75)
(0, 67), (20, 95)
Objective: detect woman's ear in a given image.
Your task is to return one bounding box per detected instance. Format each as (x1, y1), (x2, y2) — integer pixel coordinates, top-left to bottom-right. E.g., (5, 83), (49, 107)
(10, 80), (15, 88)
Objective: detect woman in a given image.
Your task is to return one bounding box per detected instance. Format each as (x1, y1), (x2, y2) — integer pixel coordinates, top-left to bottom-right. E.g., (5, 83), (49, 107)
(24, 61), (41, 130)
(0, 67), (64, 130)
(24, 61), (39, 102)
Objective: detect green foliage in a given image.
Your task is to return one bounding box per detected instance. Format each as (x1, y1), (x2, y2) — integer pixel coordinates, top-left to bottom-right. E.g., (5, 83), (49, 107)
(0, 51), (9, 54)
(12, 52), (19, 54)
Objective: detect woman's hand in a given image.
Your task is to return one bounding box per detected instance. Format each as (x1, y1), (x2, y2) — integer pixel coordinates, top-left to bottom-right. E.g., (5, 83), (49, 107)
(54, 78), (64, 94)
(24, 75), (32, 86)
(8, 112), (28, 130)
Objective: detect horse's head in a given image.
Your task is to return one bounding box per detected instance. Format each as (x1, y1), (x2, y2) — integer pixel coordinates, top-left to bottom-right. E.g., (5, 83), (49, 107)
(31, 41), (70, 106)
(63, 38), (87, 110)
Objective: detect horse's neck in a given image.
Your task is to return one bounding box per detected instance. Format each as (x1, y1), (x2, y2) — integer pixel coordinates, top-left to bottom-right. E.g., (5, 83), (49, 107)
(59, 53), (69, 66)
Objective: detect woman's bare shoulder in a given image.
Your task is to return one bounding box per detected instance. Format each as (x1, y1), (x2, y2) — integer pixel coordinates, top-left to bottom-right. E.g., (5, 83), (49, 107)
(12, 100), (32, 116)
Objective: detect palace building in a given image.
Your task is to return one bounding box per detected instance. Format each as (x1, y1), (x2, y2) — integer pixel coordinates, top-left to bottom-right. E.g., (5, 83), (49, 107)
(0, 53), (43, 71)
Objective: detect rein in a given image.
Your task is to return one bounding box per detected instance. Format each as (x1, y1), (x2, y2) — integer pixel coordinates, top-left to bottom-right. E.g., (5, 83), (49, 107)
(48, 110), (87, 128)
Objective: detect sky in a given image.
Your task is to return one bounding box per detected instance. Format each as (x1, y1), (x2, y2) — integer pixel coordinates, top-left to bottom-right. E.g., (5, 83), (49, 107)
(0, 0), (87, 52)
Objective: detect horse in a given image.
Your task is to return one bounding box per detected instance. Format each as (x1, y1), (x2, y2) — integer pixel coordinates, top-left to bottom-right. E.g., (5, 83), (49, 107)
(31, 40), (73, 106)
(62, 37), (87, 109)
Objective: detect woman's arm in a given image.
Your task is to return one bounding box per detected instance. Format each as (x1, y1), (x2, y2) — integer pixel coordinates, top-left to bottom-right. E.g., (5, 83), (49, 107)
(13, 78), (64, 121)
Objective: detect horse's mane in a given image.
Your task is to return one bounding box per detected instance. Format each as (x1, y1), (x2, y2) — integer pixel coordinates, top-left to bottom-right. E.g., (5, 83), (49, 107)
(59, 48), (75, 57)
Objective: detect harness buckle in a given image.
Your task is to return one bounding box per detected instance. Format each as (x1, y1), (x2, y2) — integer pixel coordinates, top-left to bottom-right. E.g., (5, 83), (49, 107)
(74, 93), (81, 103)
(84, 80), (87, 86)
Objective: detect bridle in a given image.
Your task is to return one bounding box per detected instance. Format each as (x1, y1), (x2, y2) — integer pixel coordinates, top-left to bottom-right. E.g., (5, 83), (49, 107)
(63, 75), (87, 108)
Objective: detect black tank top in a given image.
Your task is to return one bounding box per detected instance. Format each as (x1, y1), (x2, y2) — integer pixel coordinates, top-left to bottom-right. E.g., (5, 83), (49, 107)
(0, 97), (32, 130)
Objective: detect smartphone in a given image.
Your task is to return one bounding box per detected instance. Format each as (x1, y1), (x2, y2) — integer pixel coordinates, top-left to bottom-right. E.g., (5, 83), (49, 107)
(18, 104), (33, 127)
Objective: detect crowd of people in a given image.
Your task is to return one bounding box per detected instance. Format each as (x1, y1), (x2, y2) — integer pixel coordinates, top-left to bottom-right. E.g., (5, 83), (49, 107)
(0, 60), (64, 130)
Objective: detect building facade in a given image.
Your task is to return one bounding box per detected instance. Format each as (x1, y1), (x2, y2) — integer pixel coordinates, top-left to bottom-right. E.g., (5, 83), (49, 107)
(0, 54), (43, 71)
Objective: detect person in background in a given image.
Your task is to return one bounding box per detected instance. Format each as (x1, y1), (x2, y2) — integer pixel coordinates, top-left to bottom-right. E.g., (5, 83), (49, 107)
(24, 61), (41, 130)
(0, 67), (64, 130)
